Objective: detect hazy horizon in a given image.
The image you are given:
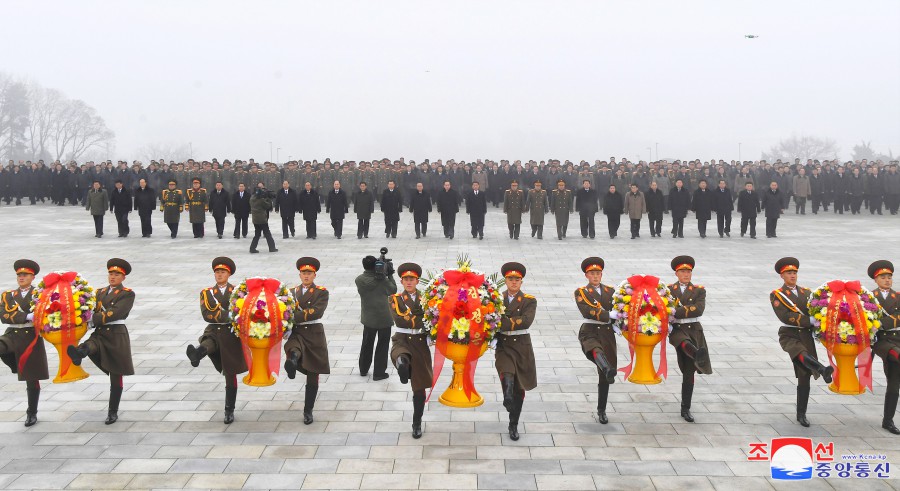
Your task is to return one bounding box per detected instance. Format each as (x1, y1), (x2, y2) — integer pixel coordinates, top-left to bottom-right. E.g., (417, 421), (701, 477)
(3, 0), (899, 162)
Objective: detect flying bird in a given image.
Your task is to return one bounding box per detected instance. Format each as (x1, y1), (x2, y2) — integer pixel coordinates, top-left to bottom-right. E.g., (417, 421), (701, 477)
(744, 35), (759, 39)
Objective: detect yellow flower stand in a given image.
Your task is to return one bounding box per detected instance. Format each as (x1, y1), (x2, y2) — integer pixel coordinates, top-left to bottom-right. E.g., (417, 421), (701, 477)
(827, 342), (865, 395)
(243, 337), (277, 387)
(42, 326), (90, 384)
(438, 342), (489, 407)
(623, 331), (663, 385)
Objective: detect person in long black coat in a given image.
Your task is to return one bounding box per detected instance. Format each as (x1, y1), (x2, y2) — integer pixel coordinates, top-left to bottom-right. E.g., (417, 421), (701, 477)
(436, 181), (460, 239)
(712, 180), (734, 238)
(830, 167), (848, 214)
(353, 182), (375, 239)
(736, 182), (761, 238)
(274, 181), (299, 239)
(691, 181), (713, 238)
(298, 182), (321, 239)
(109, 180), (133, 238)
(409, 183), (432, 238)
(645, 181), (665, 237)
(602, 186), (624, 239)
(761, 181), (784, 238)
(575, 181), (599, 239)
(667, 180), (692, 238)
(231, 183), (251, 238)
(133, 179), (156, 237)
(208, 182), (231, 239)
(325, 181), (348, 239)
(380, 181), (403, 238)
(465, 182), (488, 239)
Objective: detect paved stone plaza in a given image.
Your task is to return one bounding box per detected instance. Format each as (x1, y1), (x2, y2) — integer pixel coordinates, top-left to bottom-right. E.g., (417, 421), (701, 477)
(1, 204), (899, 490)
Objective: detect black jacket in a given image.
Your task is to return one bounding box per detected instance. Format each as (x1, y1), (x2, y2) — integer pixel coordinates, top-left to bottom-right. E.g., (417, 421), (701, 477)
(298, 189), (321, 220)
(737, 190), (761, 216)
(353, 189), (375, 219)
(668, 187), (692, 219)
(274, 188), (298, 215)
(410, 191), (432, 222)
(761, 189), (783, 218)
(133, 186), (156, 214)
(436, 188), (460, 215)
(465, 190), (487, 215)
(231, 190), (251, 218)
(380, 189), (403, 221)
(326, 189), (349, 219)
(209, 189), (231, 217)
(712, 187), (734, 214)
(109, 187), (132, 212)
(645, 188), (665, 215)
(602, 192), (624, 215)
(575, 188), (599, 214)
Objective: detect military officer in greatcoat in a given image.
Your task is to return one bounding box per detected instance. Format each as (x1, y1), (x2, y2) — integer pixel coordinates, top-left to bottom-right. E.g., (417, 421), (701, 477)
(160, 179), (184, 238)
(284, 257), (330, 425)
(503, 181), (525, 239)
(668, 256), (713, 422)
(0, 260), (48, 426)
(186, 257), (248, 424)
(389, 262), (433, 439)
(550, 179), (573, 240)
(771, 257), (833, 427)
(68, 258), (136, 425)
(496, 262), (537, 441)
(575, 257), (616, 424)
(869, 260), (900, 434)
(525, 180), (550, 239)
(186, 177), (209, 238)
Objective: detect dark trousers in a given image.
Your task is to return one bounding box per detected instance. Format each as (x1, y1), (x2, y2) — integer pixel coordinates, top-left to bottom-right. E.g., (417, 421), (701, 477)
(697, 219), (708, 237)
(250, 223), (276, 251)
(832, 195), (844, 213)
(92, 214), (104, 236)
(607, 214), (621, 237)
(415, 221), (427, 237)
(579, 213), (596, 238)
(385, 219), (398, 237)
(850, 196), (863, 214)
(740, 215), (756, 237)
(281, 215), (296, 237)
(628, 217), (639, 237)
(716, 212), (731, 236)
(671, 217), (684, 237)
(114, 210), (130, 236)
(470, 214), (484, 237)
(648, 213), (662, 236)
(192, 222), (204, 238)
(359, 326), (390, 377)
(213, 214), (225, 236)
(233, 216), (248, 237)
(167, 222), (178, 238)
(766, 217), (778, 237)
(139, 211), (152, 236)
(811, 195), (822, 213)
(887, 194), (900, 214)
(305, 218), (317, 238)
(357, 218), (370, 238)
(869, 194), (883, 214)
(441, 213), (456, 237)
(794, 196), (807, 214)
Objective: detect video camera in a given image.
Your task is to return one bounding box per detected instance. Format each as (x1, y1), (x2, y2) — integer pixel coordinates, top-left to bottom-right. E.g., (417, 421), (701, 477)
(374, 247), (394, 277)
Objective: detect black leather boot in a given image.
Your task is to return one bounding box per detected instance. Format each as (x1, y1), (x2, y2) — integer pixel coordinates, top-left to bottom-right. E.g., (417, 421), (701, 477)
(284, 350), (300, 380)
(796, 384), (810, 427)
(303, 382), (317, 425)
(679, 340), (709, 371)
(25, 385), (40, 427)
(186, 344), (207, 368)
(883, 391), (900, 434)
(508, 394), (523, 441)
(67, 344), (90, 366)
(592, 349), (616, 384)
(106, 385), (123, 425)
(800, 355), (834, 384)
(224, 385), (237, 424)
(501, 373), (516, 412)
(681, 383), (695, 422)
(412, 390), (425, 439)
(597, 383), (609, 424)
(397, 355), (411, 385)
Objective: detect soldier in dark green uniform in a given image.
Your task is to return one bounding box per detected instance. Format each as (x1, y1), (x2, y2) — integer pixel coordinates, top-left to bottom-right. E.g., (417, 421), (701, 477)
(160, 179), (183, 238)
(389, 263), (433, 439)
(186, 257), (247, 424)
(503, 181), (525, 239)
(0, 260), (48, 426)
(284, 257), (330, 425)
(771, 257), (833, 427)
(869, 260), (900, 434)
(496, 262), (537, 441)
(667, 256), (713, 422)
(550, 179), (573, 240)
(186, 177), (208, 238)
(68, 258), (136, 425)
(575, 257), (616, 424)
(526, 180), (550, 239)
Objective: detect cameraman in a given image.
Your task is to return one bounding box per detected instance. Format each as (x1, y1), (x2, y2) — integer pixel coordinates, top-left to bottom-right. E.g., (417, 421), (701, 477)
(355, 252), (397, 380)
(249, 182), (278, 253)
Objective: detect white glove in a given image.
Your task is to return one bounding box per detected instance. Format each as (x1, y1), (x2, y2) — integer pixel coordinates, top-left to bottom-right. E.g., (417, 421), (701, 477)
(427, 336), (434, 347)
(608, 311), (618, 320)
(489, 338), (498, 349)
(26, 313), (34, 322)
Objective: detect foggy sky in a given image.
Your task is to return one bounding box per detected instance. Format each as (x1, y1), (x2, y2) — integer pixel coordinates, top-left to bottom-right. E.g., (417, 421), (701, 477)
(3, 0), (899, 162)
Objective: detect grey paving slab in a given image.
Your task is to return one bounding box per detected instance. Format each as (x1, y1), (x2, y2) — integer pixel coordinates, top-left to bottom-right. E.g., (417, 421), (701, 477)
(1, 205), (899, 489)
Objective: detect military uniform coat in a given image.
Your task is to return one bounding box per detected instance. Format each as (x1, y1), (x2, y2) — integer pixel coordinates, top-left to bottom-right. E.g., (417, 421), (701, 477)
(284, 284), (330, 375)
(199, 284), (247, 376)
(0, 288), (49, 381)
(771, 285), (819, 378)
(550, 188), (573, 226)
(873, 288), (900, 374)
(575, 285), (617, 375)
(85, 286), (136, 376)
(160, 189), (184, 223)
(186, 188), (208, 223)
(389, 290), (433, 391)
(496, 291), (537, 391)
(668, 282), (713, 374)
(526, 189), (549, 225)
(503, 189), (525, 225)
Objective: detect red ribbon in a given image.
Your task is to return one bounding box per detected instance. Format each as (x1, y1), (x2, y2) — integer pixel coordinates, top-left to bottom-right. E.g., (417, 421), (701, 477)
(617, 275), (669, 381)
(823, 280), (872, 392)
(27, 272), (79, 375)
(237, 278), (284, 379)
(428, 270), (485, 403)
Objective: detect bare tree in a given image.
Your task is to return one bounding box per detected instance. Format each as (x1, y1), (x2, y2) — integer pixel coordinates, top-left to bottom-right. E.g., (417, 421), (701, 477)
(137, 141), (193, 163)
(25, 84), (64, 161)
(761, 135), (840, 162)
(0, 75), (30, 160)
(851, 140), (894, 163)
(50, 99), (115, 161)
